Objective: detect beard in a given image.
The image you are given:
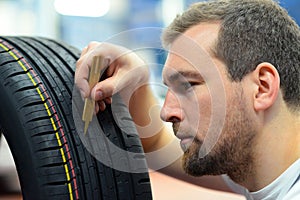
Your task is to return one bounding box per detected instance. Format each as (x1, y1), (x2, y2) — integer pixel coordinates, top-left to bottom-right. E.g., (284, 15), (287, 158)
(181, 89), (257, 184)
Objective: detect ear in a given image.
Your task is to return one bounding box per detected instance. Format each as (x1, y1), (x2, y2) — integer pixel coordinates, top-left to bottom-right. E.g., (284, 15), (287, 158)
(252, 62), (280, 112)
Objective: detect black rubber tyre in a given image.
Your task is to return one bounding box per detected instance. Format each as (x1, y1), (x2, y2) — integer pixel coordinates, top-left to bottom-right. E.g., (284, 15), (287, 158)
(0, 36), (152, 200)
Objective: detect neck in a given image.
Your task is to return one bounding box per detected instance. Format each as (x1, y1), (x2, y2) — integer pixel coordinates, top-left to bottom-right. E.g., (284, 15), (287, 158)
(240, 109), (300, 192)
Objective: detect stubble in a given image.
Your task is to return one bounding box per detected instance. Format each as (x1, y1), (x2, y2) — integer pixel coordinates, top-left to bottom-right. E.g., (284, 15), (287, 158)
(182, 88), (257, 184)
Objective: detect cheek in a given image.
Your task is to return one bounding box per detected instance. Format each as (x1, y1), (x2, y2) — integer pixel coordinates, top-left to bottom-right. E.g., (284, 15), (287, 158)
(198, 94), (212, 137)
(182, 88), (212, 137)
(199, 95), (212, 123)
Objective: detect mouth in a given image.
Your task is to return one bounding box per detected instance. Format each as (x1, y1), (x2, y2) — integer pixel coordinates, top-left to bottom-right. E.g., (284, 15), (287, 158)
(178, 135), (194, 152)
(172, 123), (196, 151)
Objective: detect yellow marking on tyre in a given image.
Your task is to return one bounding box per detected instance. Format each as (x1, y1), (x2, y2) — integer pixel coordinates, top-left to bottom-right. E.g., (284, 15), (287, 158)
(0, 42), (78, 200)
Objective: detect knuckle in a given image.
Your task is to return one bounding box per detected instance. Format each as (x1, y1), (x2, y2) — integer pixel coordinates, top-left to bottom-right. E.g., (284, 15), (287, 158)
(75, 60), (82, 69)
(87, 41), (101, 49)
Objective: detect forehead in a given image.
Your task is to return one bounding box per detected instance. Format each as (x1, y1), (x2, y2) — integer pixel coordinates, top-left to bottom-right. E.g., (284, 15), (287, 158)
(163, 22), (221, 78)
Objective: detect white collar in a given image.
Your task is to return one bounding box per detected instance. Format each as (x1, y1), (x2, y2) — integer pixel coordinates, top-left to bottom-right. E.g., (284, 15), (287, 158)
(251, 158), (300, 200)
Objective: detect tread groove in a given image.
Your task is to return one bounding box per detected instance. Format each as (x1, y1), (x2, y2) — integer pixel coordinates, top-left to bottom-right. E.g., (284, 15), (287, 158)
(25, 112), (56, 123)
(21, 97), (49, 108)
(0, 36), (152, 200)
(0, 57), (22, 66)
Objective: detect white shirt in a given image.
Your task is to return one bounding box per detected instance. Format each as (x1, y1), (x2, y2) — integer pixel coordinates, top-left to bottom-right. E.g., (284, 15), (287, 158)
(223, 158), (300, 200)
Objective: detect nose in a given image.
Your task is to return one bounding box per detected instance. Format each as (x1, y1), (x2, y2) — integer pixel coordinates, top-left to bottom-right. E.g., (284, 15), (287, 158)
(160, 90), (183, 123)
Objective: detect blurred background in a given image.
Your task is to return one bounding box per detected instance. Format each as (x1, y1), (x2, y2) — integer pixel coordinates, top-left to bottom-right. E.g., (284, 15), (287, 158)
(0, 0), (300, 88)
(1, 0), (299, 49)
(0, 0), (300, 198)
(1, 0), (299, 87)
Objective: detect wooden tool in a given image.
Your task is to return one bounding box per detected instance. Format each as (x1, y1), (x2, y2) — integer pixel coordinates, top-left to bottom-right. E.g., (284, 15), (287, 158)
(82, 56), (105, 134)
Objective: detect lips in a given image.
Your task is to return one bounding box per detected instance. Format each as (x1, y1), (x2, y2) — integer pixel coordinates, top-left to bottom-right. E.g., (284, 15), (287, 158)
(172, 123), (195, 151)
(180, 137), (194, 152)
(172, 123), (195, 139)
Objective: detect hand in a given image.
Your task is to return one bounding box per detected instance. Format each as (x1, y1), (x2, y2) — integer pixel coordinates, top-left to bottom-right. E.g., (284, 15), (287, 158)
(75, 42), (149, 113)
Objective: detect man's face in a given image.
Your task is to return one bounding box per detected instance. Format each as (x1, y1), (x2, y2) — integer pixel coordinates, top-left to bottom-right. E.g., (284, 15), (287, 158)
(161, 23), (258, 183)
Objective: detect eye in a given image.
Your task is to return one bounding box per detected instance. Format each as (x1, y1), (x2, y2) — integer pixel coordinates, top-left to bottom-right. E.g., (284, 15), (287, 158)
(181, 82), (193, 90)
(174, 81), (198, 93)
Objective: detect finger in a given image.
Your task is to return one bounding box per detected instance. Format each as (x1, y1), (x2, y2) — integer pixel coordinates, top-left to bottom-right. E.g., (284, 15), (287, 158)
(105, 97), (112, 105)
(75, 46), (113, 98)
(84, 41), (101, 55)
(98, 100), (106, 111)
(75, 59), (90, 98)
(76, 49), (94, 98)
(80, 46), (88, 57)
(76, 42), (134, 99)
(75, 48), (102, 98)
(91, 77), (116, 101)
(77, 41), (101, 67)
(91, 65), (147, 102)
(95, 102), (100, 114)
(105, 59), (118, 77)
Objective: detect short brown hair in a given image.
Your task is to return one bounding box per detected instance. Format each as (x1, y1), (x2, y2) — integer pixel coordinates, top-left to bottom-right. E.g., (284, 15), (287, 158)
(162, 0), (300, 111)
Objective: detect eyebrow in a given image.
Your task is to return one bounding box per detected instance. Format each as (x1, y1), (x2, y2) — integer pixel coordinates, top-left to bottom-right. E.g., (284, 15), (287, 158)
(163, 70), (204, 86)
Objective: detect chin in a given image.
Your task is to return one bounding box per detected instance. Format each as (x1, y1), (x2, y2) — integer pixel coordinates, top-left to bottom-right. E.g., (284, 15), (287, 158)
(182, 141), (227, 177)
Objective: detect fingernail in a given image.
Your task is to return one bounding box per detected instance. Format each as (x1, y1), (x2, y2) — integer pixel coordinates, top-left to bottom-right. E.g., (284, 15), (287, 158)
(96, 91), (103, 100)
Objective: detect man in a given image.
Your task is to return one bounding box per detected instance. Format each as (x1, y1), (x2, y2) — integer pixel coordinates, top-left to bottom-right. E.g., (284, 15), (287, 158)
(75, 0), (300, 199)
